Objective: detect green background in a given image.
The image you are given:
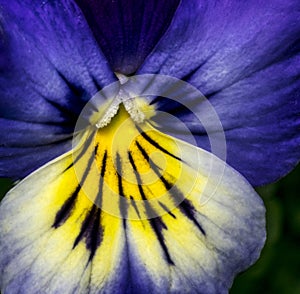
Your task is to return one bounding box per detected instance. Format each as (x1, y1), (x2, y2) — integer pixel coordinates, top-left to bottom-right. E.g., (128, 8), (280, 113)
(231, 165), (300, 294)
(0, 165), (299, 293)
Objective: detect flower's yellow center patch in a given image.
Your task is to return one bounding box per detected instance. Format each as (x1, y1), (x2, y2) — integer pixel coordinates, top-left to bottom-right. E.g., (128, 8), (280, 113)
(44, 101), (208, 270)
(71, 103), (201, 220)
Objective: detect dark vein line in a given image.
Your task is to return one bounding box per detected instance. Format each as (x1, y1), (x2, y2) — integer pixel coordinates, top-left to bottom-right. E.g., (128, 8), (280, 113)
(135, 141), (174, 192)
(73, 204), (102, 262)
(135, 124), (182, 162)
(128, 150), (147, 201)
(158, 201), (176, 219)
(53, 143), (97, 228)
(180, 200), (206, 236)
(130, 195), (141, 219)
(73, 150), (108, 260)
(100, 150), (108, 176)
(96, 149), (107, 208)
(150, 218), (174, 265)
(53, 184), (81, 228)
(57, 71), (84, 99)
(62, 132), (94, 173)
(44, 98), (78, 122)
(116, 153), (128, 222)
(73, 205), (97, 248)
(116, 153), (125, 197)
(87, 150), (107, 260)
(87, 207), (102, 261)
(136, 141), (205, 236)
(128, 150), (174, 265)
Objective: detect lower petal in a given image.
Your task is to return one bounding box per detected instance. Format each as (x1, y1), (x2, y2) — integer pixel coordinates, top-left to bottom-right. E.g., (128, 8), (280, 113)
(0, 107), (265, 293)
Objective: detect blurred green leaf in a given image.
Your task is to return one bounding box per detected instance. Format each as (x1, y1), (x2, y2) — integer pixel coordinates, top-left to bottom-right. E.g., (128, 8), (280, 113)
(0, 178), (13, 201)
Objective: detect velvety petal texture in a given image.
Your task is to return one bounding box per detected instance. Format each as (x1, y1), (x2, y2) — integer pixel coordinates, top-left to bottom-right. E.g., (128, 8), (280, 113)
(75, 0), (180, 75)
(0, 107), (265, 293)
(139, 0), (300, 186)
(0, 0), (116, 178)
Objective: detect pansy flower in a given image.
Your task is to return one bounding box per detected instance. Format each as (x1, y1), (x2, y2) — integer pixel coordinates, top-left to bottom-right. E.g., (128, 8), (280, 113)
(0, 1), (299, 293)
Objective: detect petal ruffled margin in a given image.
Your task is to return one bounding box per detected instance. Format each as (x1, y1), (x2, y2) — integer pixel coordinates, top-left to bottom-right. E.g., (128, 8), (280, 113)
(0, 107), (265, 293)
(0, 0), (116, 178)
(139, 0), (300, 186)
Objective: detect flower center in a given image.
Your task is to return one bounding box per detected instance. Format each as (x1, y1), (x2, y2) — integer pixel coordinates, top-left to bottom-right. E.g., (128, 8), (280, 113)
(95, 73), (154, 129)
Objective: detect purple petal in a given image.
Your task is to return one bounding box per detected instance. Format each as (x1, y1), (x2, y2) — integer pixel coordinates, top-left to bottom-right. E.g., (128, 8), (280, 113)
(75, 0), (180, 75)
(139, 0), (300, 185)
(0, 0), (116, 178)
(0, 142), (72, 179)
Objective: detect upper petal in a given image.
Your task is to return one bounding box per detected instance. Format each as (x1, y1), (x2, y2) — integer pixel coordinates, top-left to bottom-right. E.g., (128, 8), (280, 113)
(139, 0), (300, 185)
(0, 0), (116, 178)
(75, 0), (180, 75)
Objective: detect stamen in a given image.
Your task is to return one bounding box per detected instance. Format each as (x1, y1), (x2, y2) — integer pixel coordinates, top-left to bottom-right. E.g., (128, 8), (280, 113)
(95, 73), (146, 128)
(95, 99), (121, 128)
(123, 98), (145, 123)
